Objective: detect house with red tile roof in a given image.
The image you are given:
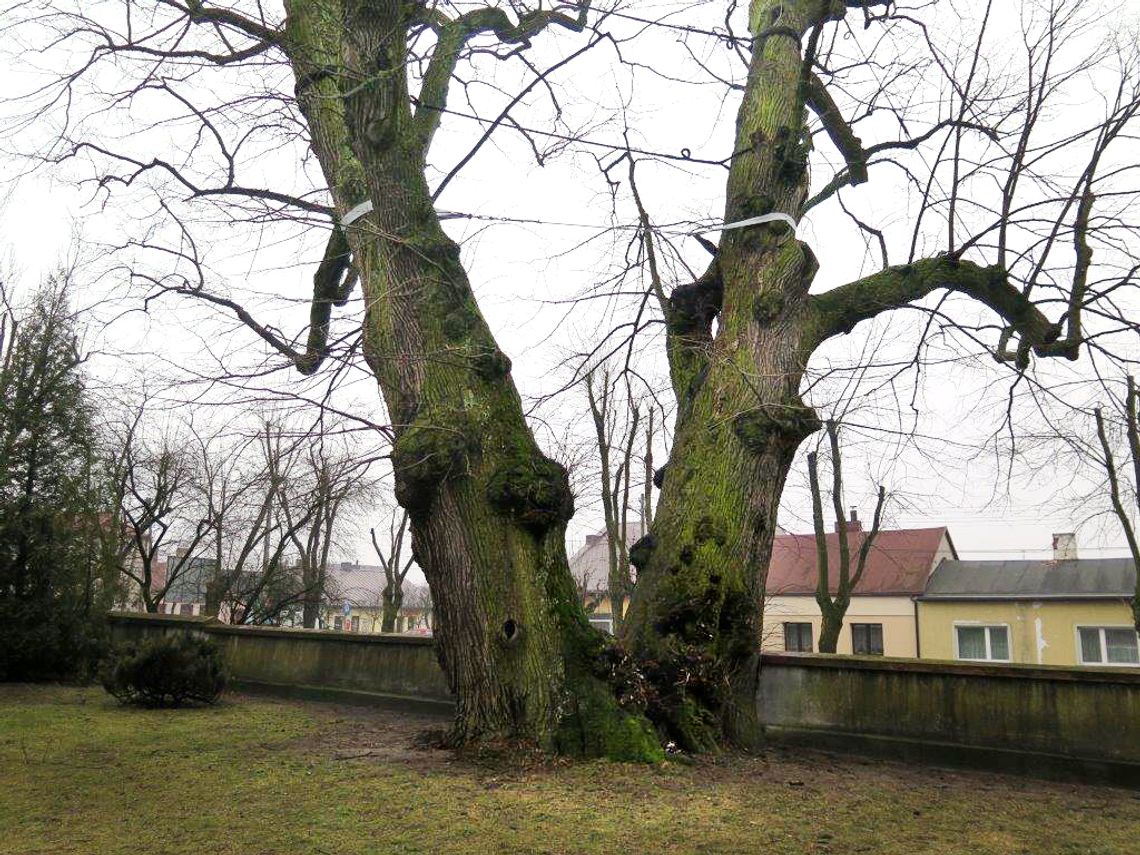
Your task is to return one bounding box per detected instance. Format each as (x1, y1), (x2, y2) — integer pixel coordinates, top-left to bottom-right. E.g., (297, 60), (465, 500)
(762, 516), (957, 657)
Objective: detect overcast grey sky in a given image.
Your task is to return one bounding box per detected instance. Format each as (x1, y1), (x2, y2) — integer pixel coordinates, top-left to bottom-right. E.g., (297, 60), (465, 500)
(2, 0), (1138, 576)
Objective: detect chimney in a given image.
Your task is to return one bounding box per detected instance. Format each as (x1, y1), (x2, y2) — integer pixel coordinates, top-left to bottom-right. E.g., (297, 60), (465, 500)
(1053, 532), (1078, 561)
(836, 508), (862, 533)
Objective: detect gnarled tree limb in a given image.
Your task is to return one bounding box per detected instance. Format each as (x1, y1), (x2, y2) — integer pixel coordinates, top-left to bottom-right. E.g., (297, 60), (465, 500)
(414, 2), (591, 154)
(807, 256), (1064, 366)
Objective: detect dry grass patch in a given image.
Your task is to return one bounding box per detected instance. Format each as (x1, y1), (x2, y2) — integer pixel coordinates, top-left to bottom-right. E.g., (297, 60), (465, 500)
(2, 684), (1137, 854)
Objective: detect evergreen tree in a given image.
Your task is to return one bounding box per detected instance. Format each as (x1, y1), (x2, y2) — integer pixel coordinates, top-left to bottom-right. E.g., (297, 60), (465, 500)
(0, 276), (111, 680)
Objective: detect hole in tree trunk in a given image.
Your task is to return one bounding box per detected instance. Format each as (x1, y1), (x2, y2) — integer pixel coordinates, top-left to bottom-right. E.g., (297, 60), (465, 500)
(502, 619), (518, 643)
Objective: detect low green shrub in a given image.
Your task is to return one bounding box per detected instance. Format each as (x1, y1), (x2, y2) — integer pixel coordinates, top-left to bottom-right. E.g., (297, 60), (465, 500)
(101, 634), (227, 707)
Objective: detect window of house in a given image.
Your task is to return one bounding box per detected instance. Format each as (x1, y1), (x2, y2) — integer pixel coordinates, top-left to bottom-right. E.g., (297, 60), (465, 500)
(851, 623), (884, 656)
(588, 615), (614, 635)
(351, 616), (360, 632)
(179, 603), (193, 616)
(955, 624), (1010, 662)
(333, 616), (343, 631)
(1078, 626), (1140, 666)
(784, 622), (813, 652)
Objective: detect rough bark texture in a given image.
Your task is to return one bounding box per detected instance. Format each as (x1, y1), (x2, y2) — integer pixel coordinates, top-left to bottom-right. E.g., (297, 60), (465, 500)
(281, 1), (659, 759)
(624, 0), (826, 751)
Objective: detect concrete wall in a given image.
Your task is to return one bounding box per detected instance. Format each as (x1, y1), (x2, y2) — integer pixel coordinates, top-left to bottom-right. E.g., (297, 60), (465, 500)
(918, 599), (1137, 666)
(107, 612), (452, 713)
(107, 613), (1140, 783)
(748, 652), (1140, 785)
(763, 595), (918, 657)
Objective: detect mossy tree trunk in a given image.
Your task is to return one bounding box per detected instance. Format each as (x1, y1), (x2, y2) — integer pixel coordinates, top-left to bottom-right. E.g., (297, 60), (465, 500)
(281, 1), (660, 758)
(623, 0), (827, 751)
(625, 0), (1076, 750)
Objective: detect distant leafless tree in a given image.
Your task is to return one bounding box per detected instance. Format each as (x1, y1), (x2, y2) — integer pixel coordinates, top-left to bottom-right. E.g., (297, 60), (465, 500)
(1093, 378), (1140, 632)
(111, 414), (212, 613)
(281, 441), (373, 629)
(586, 368), (656, 634)
(370, 508), (415, 633)
(806, 420), (887, 653)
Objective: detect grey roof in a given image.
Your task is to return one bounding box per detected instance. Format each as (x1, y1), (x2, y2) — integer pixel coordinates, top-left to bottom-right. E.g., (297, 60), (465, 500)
(920, 558), (1137, 600)
(327, 563), (387, 606)
(569, 523), (644, 594)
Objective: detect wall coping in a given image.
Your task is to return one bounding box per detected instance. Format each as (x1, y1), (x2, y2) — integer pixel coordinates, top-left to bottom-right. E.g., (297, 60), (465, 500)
(106, 611), (437, 647)
(761, 652), (1140, 685)
(108, 610), (219, 625)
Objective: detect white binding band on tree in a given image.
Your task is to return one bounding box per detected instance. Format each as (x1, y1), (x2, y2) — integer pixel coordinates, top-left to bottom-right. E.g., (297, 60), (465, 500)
(702, 212), (799, 233)
(340, 199), (465, 227)
(341, 199), (374, 227)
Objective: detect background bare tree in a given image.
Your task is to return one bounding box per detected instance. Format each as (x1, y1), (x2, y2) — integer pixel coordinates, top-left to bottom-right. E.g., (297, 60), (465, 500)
(112, 420), (212, 613)
(586, 368), (656, 634)
(203, 420), (317, 625)
(1094, 378), (1140, 632)
(370, 508), (415, 633)
(282, 441), (373, 629)
(806, 420), (887, 654)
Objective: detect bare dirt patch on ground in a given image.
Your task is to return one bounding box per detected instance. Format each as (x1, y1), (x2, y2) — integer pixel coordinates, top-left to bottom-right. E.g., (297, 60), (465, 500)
(274, 689), (1139, 804)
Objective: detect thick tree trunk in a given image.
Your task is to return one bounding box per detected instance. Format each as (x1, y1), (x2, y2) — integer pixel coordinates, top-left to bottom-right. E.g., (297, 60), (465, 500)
(624, 0), (828, 750)
(282, 1), (659, 758)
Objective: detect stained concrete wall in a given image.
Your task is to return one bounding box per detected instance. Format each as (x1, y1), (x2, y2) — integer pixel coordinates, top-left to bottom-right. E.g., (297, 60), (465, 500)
(107, 612), (452, 713)
(748, 653), (1140, 785)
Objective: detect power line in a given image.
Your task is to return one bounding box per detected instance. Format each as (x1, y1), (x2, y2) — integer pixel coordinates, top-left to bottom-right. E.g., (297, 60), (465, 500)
(598, 8), (752, 45)
(416, 100), (737, 168)
(440, 209), (714, 237)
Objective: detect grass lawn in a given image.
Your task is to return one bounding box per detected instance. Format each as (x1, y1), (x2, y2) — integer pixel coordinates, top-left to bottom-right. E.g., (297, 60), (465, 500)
(2, 684), (1138, 854)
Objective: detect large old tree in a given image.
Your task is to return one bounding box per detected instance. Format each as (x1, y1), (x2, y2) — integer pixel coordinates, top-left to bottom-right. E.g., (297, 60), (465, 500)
(10, 0), (1140, 753)
(618, 0), (1140, 747)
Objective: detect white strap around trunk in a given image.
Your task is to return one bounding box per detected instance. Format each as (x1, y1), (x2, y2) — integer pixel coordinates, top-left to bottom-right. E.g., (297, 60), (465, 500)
(702, 212), (798, 233)
(340, 200), (465, 227)
(341, 199), (374, 227)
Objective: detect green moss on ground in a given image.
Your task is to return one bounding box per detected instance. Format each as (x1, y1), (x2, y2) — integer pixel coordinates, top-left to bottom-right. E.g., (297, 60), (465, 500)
(2, 685), (1138, 855)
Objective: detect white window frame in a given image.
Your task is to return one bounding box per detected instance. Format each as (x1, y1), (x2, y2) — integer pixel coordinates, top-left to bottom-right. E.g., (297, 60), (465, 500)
(1074, 624), (1140, 667)
(588, 615), (614, 634)
(952, 622), (1011, 663)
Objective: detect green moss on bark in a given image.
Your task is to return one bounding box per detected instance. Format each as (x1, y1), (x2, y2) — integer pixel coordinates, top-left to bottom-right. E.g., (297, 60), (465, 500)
(486, 454), (574, 533)
(392, 408), (480, 511)
(732, 404), (820, 453)
(474, 348), (512, 380)
(554, 676), (664, 762)
(751, 290), (786, 325)
(629, 534), (657, 571)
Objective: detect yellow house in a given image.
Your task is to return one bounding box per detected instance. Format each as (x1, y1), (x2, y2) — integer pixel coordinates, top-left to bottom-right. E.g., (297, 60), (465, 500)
(762, 523), (957, 657)
(917, 538), (1138, 667)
